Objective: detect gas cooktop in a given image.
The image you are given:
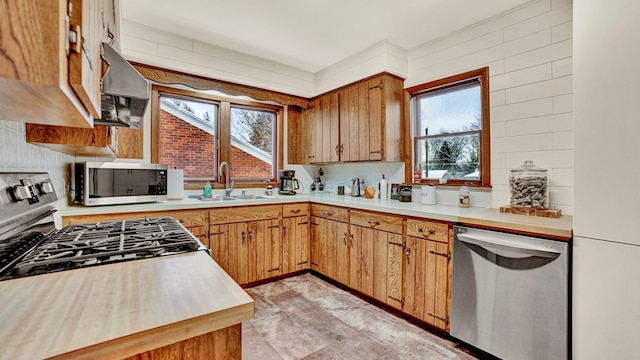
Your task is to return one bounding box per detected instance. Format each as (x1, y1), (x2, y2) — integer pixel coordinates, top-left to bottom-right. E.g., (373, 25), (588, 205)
(0, 172), (205, 281)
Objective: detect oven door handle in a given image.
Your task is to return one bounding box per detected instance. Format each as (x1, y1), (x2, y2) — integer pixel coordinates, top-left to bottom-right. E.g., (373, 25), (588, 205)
(457, 233), (560, 259)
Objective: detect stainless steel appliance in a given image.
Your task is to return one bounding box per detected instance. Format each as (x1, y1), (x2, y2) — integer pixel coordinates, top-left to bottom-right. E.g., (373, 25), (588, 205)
(278, 170), (300, 195)
(350, 177), (365, 197)
(97, 43), (150, 128)
(450, 225), (569, 360)
(0, 172), (205, 281)
(74, 162), (168, 206)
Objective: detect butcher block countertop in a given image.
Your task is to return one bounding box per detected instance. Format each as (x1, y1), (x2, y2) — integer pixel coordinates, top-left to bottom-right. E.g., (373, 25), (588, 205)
(0, 251), (254, 360)
(458, 208), (573, 241)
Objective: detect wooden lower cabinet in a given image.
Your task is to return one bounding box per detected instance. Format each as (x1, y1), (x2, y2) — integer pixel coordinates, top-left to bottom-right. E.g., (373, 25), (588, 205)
(403, 235), (450, 330)
(125, 324), (242, 360)
(282, 215), (310, 273)
(310, 216), (349, 285)
(349, 225), (403, 309)
(210, 219), (281, 285)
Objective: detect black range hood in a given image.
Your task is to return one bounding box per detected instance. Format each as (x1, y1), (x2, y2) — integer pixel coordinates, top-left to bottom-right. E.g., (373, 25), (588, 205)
(96, 43), (149, 128)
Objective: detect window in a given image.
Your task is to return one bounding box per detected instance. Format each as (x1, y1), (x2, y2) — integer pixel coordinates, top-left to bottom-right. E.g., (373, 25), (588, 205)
(152, 86), (282, 188)
(407, 67), (490, 186)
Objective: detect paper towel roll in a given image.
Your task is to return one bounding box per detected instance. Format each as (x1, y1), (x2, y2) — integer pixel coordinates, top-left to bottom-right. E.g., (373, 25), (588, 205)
(167, 169), (184, 200)
(421, 185), (436, 205)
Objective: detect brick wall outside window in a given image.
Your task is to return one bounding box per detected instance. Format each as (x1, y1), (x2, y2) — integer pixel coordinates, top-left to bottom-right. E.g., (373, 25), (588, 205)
(159, 110), (271, 179)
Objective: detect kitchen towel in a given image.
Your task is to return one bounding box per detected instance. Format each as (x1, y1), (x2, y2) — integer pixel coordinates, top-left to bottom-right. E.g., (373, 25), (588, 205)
(167, 169), (185, 200)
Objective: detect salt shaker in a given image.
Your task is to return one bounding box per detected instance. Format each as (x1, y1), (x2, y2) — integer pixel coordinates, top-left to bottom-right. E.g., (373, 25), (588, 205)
(459, 186), (470, 208)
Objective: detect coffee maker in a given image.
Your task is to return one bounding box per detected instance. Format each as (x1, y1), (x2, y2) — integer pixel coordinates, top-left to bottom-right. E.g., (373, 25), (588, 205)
(278, 170), (300, 195)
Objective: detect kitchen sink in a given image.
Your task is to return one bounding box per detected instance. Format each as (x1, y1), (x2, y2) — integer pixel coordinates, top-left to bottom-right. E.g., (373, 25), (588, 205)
(195, 194), (277, 201)
(232, 194), (275, 200)
(197, 196), (238, 201)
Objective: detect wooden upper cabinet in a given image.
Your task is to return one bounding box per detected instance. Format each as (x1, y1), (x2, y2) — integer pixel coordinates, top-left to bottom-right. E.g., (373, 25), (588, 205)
(0, 0), (103, 128)
(293, 73), (404, 164)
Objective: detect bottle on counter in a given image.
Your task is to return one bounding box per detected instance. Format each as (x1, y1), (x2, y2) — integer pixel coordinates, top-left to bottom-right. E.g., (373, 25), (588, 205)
(203, 181), (212, 197)
(379, 174), (388, 200)
(459, 186), (470, 207)
(413, 163), (422, 183)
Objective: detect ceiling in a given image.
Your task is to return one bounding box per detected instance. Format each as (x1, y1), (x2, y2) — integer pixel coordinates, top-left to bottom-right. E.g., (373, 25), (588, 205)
(121, 0), (533, 73)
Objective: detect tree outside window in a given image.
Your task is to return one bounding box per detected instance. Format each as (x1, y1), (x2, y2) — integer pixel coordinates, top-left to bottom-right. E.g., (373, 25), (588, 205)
(409, 68), (490, 186)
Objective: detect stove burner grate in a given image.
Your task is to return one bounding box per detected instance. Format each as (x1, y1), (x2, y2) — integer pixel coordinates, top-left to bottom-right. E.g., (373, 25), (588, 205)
(1, 217), (202, 280)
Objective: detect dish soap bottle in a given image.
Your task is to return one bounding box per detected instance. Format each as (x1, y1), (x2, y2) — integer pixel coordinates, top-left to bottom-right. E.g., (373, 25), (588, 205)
(203, 181), (212, 197)
(379, 174), (388, 200)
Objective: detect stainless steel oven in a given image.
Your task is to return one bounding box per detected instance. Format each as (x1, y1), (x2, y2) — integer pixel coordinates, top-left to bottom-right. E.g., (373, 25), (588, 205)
(74, 162), (168, 206)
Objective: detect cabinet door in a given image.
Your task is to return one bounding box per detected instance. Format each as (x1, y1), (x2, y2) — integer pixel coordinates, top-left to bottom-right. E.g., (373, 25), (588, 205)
(371, 232), (404, 310)
(68, 0), (102, 119)
(326, 219), (349, 285)
(404, 236), (450, 330)
(310, 216), (327, 274)
(339, 82), (369, 162)
(349, 225), (374, 297)
(320, 92), (340, 163)
(282, 216), (310, 274)
(228, 222), (250, 285)
(253, 219), (282, 282)
(302, 103), (317, 164)
(367, 77), (384, 161)
(209, 223), (237, 280)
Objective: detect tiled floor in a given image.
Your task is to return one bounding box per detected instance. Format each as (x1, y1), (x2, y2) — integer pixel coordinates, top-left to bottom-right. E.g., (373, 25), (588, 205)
(242, 273), (477, 360)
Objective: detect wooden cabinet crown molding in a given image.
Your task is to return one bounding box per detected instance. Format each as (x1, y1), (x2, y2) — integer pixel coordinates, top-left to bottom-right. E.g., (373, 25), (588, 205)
(131, 63), (309, 108)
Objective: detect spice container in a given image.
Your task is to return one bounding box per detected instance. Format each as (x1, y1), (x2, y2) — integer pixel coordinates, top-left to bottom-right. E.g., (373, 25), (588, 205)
(459, 186), (470, 207)
(509, 160), (548, 208)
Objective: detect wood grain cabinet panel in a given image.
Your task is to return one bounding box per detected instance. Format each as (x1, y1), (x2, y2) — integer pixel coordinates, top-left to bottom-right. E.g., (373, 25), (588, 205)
(406, 219), (449, 243)
(291, 73), (404, 164)
(282, 215), (310, 273)
(350, 210), (403, 235)
(282, 203), (310, 218)
(0, 0), (101, 128)
(403, 235), (451, 331)
(310, 204), (348, 223)
(310, 216), (349, 285)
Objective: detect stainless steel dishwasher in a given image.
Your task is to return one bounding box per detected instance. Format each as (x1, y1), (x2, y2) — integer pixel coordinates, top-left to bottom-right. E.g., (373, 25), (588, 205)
(450, 225), (569, 360)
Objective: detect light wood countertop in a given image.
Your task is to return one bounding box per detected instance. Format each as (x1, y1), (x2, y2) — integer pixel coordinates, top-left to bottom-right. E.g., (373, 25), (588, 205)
(458, 208), (573, 240)
(0, 251), (254, 360)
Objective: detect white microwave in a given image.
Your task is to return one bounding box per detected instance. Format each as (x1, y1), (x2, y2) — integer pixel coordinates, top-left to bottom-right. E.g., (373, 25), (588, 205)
(74, 162), (167, 206)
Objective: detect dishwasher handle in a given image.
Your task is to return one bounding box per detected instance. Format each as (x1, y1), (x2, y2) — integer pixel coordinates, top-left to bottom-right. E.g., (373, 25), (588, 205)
(457, 232), (560, 259)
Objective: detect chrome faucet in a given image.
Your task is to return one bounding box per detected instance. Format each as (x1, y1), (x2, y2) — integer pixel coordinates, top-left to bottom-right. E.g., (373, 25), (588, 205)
(218, 161), (234, 197)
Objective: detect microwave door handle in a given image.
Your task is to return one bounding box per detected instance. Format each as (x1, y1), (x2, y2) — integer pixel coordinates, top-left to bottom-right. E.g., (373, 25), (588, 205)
(457, 233), (560, 259)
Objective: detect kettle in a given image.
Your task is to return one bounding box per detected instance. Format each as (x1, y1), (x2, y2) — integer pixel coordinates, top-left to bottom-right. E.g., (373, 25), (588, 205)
(351, 177), (365, 197)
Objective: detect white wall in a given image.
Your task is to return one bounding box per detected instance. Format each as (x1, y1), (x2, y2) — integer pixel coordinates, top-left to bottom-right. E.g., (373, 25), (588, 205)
(405, 0), (573, 214)
(120, 20), (317, 98)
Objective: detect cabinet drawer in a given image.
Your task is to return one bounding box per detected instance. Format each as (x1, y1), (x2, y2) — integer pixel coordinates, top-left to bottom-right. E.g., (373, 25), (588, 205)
(282, 203), (309, 218)
(209, 205), (282, 224)
(406, 219), (450, 243)
(311, 204), (348, 222)
(349, 210), (403, 235)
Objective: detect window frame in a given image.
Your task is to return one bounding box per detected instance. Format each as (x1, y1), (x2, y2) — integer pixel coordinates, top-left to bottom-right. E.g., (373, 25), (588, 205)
(151, 85), (284, 190)
(406, 67), (491, 187)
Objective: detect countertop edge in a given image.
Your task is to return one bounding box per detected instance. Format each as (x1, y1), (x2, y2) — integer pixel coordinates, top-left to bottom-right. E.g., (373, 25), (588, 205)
(48, 302), (254, 360)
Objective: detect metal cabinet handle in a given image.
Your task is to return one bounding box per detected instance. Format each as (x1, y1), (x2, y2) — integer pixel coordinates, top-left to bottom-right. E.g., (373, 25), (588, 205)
(290, 209), (301, 214)
(368, 219), (380, 226)
(283, 226), (287, 237)
(323, 210), (333, 215)
(418, 227), (436, 235)
(405, 248), (411, 264)
(241, 232), (246, 244)
(349, 233), (354, 247)
(342, 232), (347, 245)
